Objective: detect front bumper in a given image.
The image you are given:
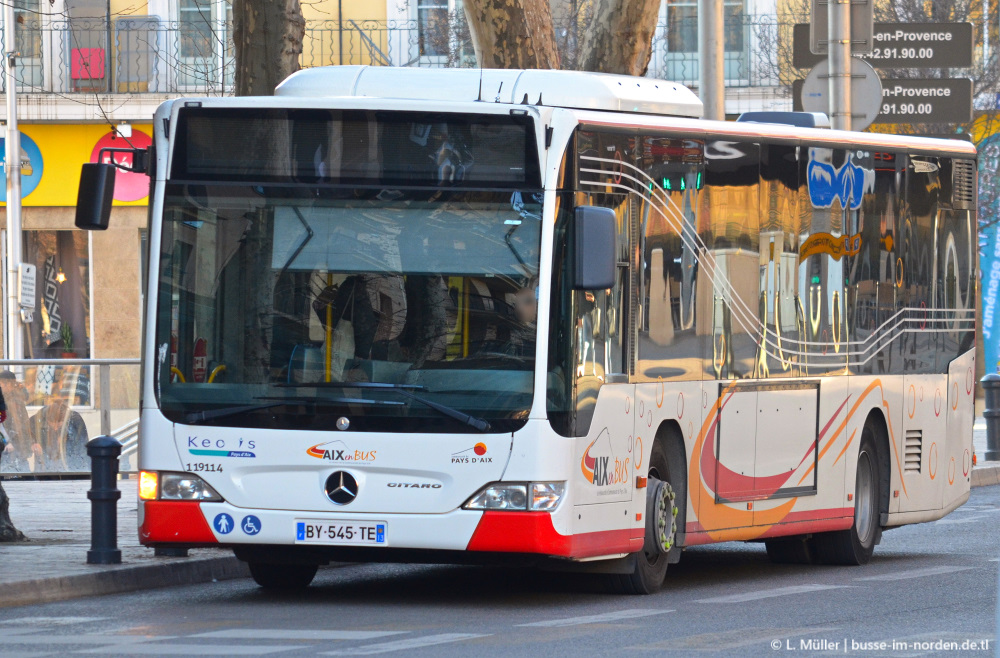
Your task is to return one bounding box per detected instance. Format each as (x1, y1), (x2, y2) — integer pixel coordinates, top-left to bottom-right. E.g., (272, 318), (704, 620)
(138, 501), (642, 559)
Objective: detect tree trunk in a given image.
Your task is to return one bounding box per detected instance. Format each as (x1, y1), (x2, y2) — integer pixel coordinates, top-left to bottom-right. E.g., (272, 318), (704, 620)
(575, 0), (661, 76)
(233, 0), (306, 96)
(0, 478), (25, 542)
(464, 0), (560, 69)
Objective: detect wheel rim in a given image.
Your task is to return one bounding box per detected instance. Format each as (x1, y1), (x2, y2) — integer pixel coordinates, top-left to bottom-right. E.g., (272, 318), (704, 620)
(855, 449), (875, 544)
(644, 479), (677, 564)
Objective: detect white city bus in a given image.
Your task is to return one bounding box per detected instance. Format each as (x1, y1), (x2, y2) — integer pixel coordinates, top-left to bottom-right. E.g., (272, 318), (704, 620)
(76, 66), (978, 594)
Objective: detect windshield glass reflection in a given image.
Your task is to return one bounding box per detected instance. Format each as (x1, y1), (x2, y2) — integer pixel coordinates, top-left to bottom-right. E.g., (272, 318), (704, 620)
(157, 186), (542, 433)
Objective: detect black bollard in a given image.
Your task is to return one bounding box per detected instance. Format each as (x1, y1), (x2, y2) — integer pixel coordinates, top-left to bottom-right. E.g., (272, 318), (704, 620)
(982, 373), (1000, 462)
(87, 436), (122, 564)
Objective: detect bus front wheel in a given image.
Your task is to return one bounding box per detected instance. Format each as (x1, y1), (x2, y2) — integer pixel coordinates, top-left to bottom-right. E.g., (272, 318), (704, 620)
(248, 562), (319, 590)
(612, 442), (676, 594)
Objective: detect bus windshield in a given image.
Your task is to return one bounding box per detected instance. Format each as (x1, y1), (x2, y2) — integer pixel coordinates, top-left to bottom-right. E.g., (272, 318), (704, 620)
(156, 186), (542, 433)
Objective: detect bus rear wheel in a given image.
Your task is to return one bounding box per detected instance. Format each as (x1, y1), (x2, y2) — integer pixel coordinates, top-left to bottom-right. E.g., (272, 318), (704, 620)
(248, 562), (319, 589)
(813, 425), (881, 565)
(612, 443), (676, 595)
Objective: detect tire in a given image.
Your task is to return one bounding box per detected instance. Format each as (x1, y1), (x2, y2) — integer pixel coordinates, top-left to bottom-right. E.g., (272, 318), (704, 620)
(611, 442), (676, 595)
(813, 425), (881, 565)
(248, 562), (319, 590)
(765, 536), (816, 564)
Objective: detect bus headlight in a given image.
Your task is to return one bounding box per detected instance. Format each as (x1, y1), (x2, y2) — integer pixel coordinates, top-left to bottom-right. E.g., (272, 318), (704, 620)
(158, 472), (223, 502)
(530, 482), (565, 511)
(463, 481), (564, 511)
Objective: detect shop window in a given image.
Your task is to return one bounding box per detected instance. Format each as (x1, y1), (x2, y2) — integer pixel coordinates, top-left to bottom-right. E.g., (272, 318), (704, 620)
(24, 230), (91, 360)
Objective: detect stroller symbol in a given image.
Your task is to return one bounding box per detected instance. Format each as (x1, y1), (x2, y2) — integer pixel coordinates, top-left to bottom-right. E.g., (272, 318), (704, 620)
(241, 515), (261, 536)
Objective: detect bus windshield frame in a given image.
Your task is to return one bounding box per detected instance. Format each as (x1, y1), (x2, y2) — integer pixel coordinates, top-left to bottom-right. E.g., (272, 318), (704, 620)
(155, 107), (545, 434)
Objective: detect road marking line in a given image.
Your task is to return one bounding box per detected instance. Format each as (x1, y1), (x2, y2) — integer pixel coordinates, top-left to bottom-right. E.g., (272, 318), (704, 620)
(3, 635), (172, 645)
(77, 644), (296, 655)
(696, 584), (850, 603)
(192, 630), (405, 641)
(0, 617), (106, 626)
(935, 516), (987, 525)
(321, 633), (490, 656)
(517, 609), (673, 628)
(854, 565), (973, 582)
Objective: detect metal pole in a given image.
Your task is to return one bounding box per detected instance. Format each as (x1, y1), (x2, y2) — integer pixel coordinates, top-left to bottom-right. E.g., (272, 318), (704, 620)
(100, 362), (111, 436)
(828, 0), (851, 130)
(697, 0), (725, 120)
(106, 0), (113, 93)
(338, 0), (343, 66)
(4, 2), (22, 361)
(982, 373), (1000, 461)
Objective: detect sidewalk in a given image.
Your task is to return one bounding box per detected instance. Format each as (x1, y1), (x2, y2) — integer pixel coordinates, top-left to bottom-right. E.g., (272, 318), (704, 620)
(971, 417), (1000, 486)
(1, 420), (999, 609)
(0, 478), (247, 608)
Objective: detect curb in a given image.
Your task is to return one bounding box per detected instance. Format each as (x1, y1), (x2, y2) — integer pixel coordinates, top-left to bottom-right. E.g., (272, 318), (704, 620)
(0, 555), (248, 609)
(971, 463), (1000, 488)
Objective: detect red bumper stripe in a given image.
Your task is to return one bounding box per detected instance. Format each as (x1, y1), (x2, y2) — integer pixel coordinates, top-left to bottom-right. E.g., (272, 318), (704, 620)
(139, 501), (218, 545)
(466, 511), (643, 558)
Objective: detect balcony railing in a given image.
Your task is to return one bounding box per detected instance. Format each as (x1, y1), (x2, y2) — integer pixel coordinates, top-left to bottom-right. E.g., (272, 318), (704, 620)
(2, 18), (235, 94)
(0, 15), (796, 95)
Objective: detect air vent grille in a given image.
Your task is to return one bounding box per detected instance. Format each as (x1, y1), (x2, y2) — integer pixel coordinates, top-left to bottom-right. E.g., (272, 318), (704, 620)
(904, 429), (922, 473)
(953, 159), (977, 210)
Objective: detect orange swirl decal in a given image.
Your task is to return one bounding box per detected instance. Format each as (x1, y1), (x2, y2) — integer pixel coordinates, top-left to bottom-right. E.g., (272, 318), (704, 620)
(688, 378), (906, 541)
(581, 437), (598, 483)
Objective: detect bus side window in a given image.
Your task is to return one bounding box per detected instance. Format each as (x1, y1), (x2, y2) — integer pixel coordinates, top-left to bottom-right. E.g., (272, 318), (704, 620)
(704, 139), (761, 380)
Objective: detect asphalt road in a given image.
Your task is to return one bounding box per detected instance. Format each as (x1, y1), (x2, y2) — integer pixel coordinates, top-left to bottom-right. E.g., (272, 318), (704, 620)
(3, 486), (999, 657)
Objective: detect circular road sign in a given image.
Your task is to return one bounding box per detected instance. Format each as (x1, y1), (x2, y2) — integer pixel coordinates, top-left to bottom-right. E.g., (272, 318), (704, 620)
(801, 57), (883, 131)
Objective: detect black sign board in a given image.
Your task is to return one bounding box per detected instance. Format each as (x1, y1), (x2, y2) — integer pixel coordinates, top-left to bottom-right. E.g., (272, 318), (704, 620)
(794, 23), (974, 69)
(793, 78), (972, 124)
(875, 79), (973, 124)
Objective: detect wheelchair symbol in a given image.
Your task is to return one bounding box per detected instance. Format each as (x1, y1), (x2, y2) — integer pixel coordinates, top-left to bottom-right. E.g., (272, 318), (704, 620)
(241, 515), (261, 536)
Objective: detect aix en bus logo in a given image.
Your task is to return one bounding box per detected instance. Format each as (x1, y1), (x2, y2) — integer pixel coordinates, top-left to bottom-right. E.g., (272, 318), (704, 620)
(581, 428), (630, 487)
(307, 439), (376, 464)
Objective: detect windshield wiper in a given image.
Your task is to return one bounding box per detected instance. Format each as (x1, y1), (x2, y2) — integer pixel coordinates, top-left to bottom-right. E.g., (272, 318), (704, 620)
(278, 382), (425, 390)
(284, 382), (492, 432)
(185, 401), (288, 424)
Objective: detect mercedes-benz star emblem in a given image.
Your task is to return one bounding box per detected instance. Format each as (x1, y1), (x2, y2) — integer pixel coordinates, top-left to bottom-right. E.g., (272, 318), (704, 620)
(336, 416), (350, 431)
(325, 471), (358, 505)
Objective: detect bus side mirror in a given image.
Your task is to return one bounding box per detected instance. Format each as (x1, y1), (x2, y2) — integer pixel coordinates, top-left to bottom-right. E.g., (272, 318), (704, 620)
(75, 163), (116, 231)
(573, 206), (616, 290)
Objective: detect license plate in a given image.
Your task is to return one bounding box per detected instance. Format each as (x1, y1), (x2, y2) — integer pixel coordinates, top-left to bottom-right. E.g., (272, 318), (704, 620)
(294, 520), (387, 546)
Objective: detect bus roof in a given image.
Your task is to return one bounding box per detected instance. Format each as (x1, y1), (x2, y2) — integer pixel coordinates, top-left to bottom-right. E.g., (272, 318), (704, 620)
(275, 66), (704, 119)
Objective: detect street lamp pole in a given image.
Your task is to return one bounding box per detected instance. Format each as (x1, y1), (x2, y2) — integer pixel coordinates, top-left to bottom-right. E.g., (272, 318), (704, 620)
(4, 0), (23, 360)
(828, 0), (851, 130)
(698, 0), (725, 121)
